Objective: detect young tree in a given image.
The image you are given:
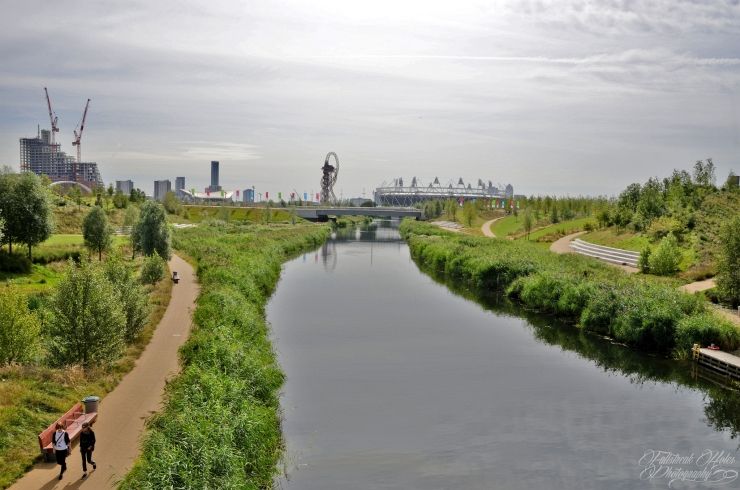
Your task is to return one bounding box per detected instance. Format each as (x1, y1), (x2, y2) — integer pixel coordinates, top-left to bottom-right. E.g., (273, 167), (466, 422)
(523, 209), (533, 240)
(550, 205), (559, 224)
(83, 206), (113, 260)
(48, 259), (126, 368)
(104, 253), (150, 342)
(446, 199), (458, 222)
(716, 216), (740, 307)
(112, 190), (128, 209)
(162, 191), (182, 215)
(462, 201), (476, 227)
(140, 253), (166, 285)
(131, 200), (171, 259)
(648, 234), (682, 276)
(69, 185), (83, 209)
(0, 286), (41, 365)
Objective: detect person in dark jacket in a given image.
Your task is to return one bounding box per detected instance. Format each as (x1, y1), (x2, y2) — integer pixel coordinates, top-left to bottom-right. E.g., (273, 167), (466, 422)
(52, 422), (70, 480)
(79, 422), (97, 478)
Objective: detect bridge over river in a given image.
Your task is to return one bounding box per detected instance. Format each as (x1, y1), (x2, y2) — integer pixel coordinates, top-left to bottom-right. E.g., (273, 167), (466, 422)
(294, 206), (421, 221)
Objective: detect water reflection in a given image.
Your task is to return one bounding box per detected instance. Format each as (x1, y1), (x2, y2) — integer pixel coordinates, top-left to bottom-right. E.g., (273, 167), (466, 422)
(271, 220), (740, 490)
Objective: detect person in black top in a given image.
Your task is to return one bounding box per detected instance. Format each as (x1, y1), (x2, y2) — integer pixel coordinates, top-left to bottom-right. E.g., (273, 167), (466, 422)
(79, 422), (97, 478)
(52, 422), (70, 480)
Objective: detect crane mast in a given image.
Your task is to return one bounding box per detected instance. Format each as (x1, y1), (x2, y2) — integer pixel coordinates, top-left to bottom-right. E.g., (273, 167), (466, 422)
(72, 98), (91, 181)
(43, 87), (59, 165)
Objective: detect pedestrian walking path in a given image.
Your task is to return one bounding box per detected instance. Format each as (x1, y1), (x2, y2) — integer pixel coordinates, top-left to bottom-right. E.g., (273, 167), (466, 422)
(10, 254), (199, 490)
(481, 217), (503, 237)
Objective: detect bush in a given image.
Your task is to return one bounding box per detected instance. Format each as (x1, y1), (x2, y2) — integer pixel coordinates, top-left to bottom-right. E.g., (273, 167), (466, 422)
(649, 234), (681, 275)
(675, 313), (740, 352)
(0, 286), (41, 364)
(140, 253), (166, 285)
(639, 246), (651, 273)
(105, 253), (150, 342)
(0, 251), (31, 273)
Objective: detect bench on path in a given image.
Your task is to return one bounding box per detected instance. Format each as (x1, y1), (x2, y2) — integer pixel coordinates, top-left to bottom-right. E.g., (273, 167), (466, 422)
(38, 402), (97, 462)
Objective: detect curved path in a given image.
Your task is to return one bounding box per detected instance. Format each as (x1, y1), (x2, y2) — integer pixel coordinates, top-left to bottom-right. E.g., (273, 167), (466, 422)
(11, 255), (199, 490)
(481, 217), (504, 238)
(549, 231), (586, 254)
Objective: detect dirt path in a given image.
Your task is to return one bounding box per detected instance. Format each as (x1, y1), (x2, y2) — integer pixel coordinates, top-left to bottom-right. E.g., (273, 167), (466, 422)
(481, 217), (503, 238)
(431, 221), (463, 233)
(549, 231), (586, 254)
(11, 255), (199, 490)
(678, 278), (716, 294)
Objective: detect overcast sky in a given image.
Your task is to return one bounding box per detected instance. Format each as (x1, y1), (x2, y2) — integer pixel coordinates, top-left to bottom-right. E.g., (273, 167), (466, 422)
(1, 0), (739, 197)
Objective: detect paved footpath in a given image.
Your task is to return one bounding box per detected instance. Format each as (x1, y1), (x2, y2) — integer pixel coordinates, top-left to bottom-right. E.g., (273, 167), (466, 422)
(11, 254), (199, 490)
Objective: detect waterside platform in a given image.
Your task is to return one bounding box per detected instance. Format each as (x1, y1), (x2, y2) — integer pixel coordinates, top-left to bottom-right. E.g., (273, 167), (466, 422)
(692, 345), (740, 380)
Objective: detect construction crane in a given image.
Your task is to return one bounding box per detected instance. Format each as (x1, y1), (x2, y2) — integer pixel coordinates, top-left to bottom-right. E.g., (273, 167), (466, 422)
(43, 87), (60, 166)
(72, 98), (91, 181)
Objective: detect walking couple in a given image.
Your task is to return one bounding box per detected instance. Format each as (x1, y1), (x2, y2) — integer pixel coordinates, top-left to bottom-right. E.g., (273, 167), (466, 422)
(52, 422), (97, 480)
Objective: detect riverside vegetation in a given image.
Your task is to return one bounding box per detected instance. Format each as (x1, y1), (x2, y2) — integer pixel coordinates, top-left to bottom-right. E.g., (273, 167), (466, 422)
(120, 221), (329, 489)
(400, 220), (739, 356)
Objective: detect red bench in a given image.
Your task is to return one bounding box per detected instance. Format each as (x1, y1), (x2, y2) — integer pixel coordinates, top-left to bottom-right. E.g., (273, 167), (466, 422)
(38, 402), (97, 462)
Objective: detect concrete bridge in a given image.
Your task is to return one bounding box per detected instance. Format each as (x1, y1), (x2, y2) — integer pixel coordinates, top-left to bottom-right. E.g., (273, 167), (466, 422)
(294, 206), (422, 221)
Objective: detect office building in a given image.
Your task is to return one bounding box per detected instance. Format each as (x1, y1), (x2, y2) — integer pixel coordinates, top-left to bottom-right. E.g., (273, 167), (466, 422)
(175, 176), (185, 193)
(207, 160), (222, 192)
(243, 188), (255, 203)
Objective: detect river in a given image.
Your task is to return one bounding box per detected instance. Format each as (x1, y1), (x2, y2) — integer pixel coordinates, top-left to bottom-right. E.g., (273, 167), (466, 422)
(266, 221), (740, 489)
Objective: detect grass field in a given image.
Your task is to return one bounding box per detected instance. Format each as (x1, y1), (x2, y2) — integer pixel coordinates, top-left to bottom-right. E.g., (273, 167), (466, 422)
(491, 215), (522, 237)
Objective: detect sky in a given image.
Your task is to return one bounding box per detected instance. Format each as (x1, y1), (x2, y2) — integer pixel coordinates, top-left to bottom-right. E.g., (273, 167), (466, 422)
(1, 0), (739, 198)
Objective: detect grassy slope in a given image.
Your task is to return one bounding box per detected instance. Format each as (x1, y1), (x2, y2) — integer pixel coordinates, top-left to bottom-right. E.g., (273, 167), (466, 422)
(120, 222), (330, 489)
(400, 220), (739, 356)
(0, 263), (172, 489)
(517, 217), (595, 242)
(182, 205), (293, 223)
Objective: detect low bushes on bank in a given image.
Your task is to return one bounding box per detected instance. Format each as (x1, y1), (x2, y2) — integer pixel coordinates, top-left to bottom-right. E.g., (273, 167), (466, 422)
(400, 220), (739, 354)
(120, 222), (329, 489)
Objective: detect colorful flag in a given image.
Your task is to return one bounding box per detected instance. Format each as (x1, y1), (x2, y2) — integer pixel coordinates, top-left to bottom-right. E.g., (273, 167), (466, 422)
(303, 192), (308, 201)
(265, 192), (269, 199)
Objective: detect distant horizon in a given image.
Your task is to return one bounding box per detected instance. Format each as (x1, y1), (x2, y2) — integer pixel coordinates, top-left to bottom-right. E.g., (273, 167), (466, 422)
(1, 1), (738, 197)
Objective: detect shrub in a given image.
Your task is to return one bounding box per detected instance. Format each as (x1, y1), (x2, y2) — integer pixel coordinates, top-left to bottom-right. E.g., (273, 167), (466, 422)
(140, 253), (166, 285)
(105, 253), (150, 342)
(675, 313), (740, 352)
(639, 246), (651, 273)
(715, 216), (740, 307)
(0, 286), (41, 364)
(649, 234), (681, 275)
(0, 251), (31, 273)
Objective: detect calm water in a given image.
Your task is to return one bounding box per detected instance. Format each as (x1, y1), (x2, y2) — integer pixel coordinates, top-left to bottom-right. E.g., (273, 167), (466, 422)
(267, 222), (740, 489)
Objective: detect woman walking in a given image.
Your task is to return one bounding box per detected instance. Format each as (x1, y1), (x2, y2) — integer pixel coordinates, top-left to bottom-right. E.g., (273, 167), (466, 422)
(79, 422), (97, 478)
(52, 422), (70, 480)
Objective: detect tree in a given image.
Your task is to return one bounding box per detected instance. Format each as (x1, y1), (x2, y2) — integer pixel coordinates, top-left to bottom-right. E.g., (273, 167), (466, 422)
(162, 191), (182, 215)
(112, 190), (128, 209)
(446, 199), (457, 222)
(638, 246), (651, 273)
(0, 172), (53, 258)
(648, 234), (681, 276)
(618, 183), (641, 212)
(104, 253), (150, 342)
(523, 209), (533, 240)
(693, 158), (716, 187)
(0, 286), (41, 365)
(83, 206), (113, 260)
(69, 185), (83, 209)
(48, 259), (126, 368)
(716, 216), (740, 307)
(140, 253), (166, 285)
(550, 205), (559, 224)
(462, 201), (476, 227)
(636, 177), (665, 226)
(132, 201), (171, 259)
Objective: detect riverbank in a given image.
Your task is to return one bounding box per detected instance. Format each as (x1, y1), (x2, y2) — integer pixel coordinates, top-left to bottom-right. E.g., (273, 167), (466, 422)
(120, 222), (329, 489)
(400, 220), (739, 356)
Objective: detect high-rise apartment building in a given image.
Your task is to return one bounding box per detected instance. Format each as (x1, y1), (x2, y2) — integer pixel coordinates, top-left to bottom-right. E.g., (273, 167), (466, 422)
(19, 127), (103, 188)
(116, 180), (134, 195)
(175, 176), (186, 193)
(153, 179), (171, 201)
(243, 188), (255, 203)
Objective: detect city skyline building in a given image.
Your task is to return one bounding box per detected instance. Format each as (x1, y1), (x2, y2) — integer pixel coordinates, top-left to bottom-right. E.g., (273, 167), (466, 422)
(19, 127), (103, 189)
(207, 160), (222, 192)
(116, 180), (134, 195)
(153, 179), (171, 201)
